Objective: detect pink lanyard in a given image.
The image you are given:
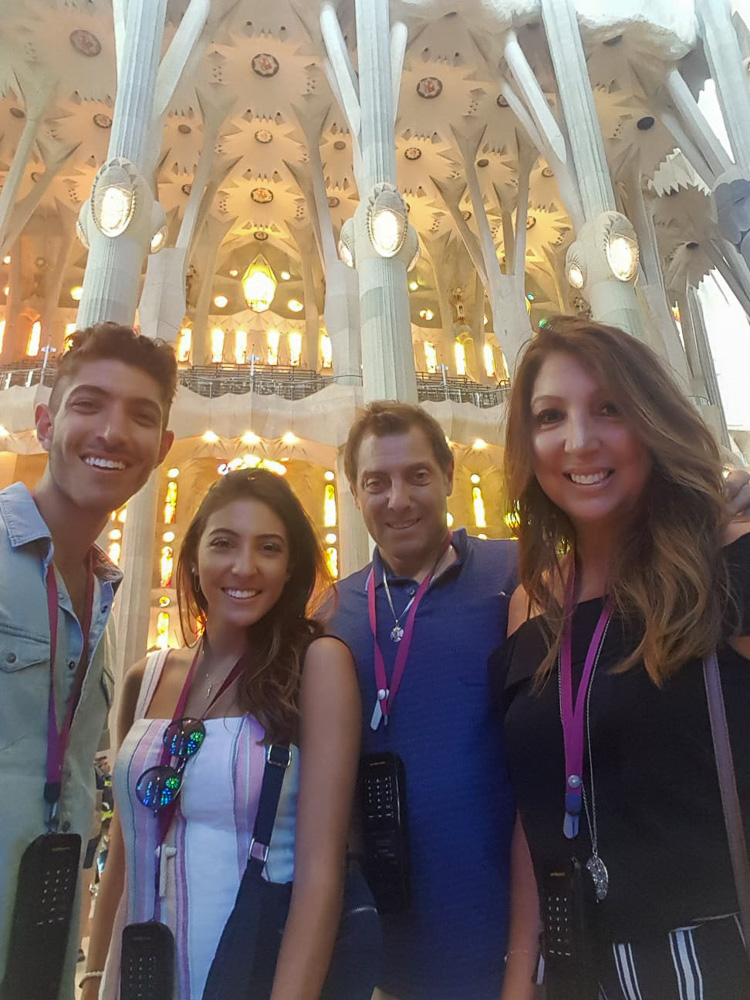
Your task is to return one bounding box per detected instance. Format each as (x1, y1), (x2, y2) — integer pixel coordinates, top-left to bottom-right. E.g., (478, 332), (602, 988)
(44, 551), (95, 831)
(155, 638), (251, 846)
(367, 534), (452, 727)
(559, 566), (612, 840)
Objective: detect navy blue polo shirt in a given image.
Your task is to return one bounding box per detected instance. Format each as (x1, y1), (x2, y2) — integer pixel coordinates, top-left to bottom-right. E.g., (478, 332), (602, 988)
(328, 529), (518, 1000)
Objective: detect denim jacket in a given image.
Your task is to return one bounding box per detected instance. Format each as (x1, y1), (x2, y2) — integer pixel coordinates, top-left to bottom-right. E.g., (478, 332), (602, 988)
(0, 482), (122, 995)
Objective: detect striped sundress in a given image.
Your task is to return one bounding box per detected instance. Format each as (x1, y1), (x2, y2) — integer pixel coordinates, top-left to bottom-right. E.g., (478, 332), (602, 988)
(101, 650), (300, 999)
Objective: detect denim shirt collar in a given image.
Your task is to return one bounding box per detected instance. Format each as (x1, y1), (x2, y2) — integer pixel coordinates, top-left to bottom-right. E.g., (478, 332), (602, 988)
(0, 482), (122, 589)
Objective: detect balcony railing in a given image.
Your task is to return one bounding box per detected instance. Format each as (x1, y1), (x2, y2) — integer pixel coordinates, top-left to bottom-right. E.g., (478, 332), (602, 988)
(0, 359), (508, 407)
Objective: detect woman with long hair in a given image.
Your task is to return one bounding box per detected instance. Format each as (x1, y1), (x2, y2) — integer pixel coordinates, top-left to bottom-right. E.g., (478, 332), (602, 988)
(82, 469), (377, 999)
(494, 317), (750, 999)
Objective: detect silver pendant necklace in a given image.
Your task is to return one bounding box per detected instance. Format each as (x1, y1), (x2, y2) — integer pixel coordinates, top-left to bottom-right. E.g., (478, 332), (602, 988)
(382, 573), (416, 643)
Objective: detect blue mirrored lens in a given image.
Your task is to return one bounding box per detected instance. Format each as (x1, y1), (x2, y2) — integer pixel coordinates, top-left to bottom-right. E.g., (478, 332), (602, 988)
(163, 717), (206, 758)
(136, 765), (182, 810)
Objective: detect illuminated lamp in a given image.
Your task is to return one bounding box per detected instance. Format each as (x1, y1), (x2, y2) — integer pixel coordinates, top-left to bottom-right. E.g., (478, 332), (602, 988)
(90, 158), (141, 237)
(565, 242), (585, 289)
(287, 299), (304, 313)
(242, 255), (277, 312)
(149, 202), (168, 254)
(202, 430), (219, 443)
(338, 218), (355, 268)
(213, 295), (228, 309)
(606, 233), (639, 281)
(409, 280), (419, 291)
(366, 183), (408, 258)
(70, 286), (84, 301)
(242, 431), (260, 446)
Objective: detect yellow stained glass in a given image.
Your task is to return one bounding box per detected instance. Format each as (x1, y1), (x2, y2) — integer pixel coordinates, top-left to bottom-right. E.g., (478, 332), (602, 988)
(324, 483), (337, 528)
(424, 342), (437, 374)
(320, 333), (332, 369)
(325, 546), (339, 580)
(160, 545), (174, 588)
(454, 341), (467, 376)
(164, 481), (178, 524)
(156, 611), (170, 650)
(472, 486), (487, 528)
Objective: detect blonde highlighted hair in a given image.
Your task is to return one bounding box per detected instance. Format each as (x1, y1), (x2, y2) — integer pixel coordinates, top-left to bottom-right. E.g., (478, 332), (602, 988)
(504, 316), (729, 685)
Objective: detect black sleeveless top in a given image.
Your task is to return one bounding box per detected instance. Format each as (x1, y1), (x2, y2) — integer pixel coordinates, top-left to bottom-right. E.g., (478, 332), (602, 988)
(489, 533), (750, 940)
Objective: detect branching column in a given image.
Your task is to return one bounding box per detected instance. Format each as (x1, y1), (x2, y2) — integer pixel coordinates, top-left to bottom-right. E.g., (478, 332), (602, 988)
(541, 0), (642, 337)
(353, 0), (416, 402)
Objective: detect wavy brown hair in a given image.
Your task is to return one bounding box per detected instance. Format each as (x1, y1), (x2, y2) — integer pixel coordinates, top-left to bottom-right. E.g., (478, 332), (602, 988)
(504, 315), (729, 686)
(176, 469), (332, 742)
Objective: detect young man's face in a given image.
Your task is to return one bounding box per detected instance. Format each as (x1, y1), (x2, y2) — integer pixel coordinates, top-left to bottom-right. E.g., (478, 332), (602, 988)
(35, 358), (174, 516)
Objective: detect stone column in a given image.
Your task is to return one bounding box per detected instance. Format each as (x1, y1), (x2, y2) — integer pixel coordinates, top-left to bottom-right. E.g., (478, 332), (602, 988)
(1, 245), (24, 364)
(76, 0), (169, 328)
(541, 0), (642, 337)
(699, 0), (750, 172)
(352, 0), (416, 402)
(112, 471), (160, 681)
(336, 446), (371, 577)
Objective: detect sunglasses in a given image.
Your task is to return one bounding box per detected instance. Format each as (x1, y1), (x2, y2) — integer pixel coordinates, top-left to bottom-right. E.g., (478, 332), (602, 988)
(135, 717), (207, 811)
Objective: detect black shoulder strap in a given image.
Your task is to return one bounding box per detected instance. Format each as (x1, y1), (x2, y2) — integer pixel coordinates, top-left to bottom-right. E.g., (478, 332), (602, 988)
(247, 744), (292, 874)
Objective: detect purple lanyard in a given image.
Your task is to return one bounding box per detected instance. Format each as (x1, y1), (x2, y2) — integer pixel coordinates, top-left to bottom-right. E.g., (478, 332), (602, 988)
(367, 534), (452, 726)
(559, 567), (612, 840)
(155, 638), (250, 847)
(44, 552), (96, 830)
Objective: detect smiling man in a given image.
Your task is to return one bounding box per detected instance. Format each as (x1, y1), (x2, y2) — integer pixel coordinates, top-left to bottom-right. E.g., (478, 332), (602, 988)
(327, 401), (518, 1000)
(0, 323), (176, 998)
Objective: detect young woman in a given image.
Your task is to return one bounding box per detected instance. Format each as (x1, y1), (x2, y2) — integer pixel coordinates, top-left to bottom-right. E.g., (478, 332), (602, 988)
(493, 317), (750, 999)
(82, 469), (375, 999)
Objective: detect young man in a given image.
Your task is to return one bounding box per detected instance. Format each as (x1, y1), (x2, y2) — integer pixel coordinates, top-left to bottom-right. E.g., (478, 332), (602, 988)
(0, 323), (176, 998)
(328, 401), (750, 1000)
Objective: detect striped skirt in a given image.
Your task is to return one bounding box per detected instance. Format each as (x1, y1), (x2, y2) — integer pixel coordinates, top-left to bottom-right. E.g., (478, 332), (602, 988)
(598, 914), (750, 1000)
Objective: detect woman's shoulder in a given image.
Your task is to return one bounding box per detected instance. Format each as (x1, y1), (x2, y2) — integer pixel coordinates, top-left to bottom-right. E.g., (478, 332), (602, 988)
(303, 634), (355, 672)
(724, 519), (750, 548)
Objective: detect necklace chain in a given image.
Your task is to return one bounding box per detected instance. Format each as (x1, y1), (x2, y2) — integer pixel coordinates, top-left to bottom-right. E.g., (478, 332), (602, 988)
(380, 541), (453, 643)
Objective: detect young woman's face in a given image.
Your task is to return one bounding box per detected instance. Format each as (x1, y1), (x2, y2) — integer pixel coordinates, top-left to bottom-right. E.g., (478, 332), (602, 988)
(530, 351), (652, 534)
(195, 497), (290, 633)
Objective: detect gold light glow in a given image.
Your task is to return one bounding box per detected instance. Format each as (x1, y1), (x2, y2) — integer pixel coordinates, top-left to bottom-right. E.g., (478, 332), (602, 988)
(70, 286), (84, 301)
(26, 321), (41, 357)
(177, 328), (192, 363)
(235, 329), (248, 365)
(229, 268), (239, 277)
(324, 483), (337, 527)
(454, 341), (467, 376)
(483, 344), (496, 377)
(325, 546), (339, 580)
(210, 328), (224, 363)
(324, 470), (335, 482)
(213, 294), (228, 308)
(409, 280), (419, 291)
(163, 481), (178, 524)
(99, 185), (134, 237)
(64, 323), (77, 352)
(472, 486), (487, 528)
(162, 531), (175, 543)
(325, 532), (337, 544)
(202, 431), (219, 443)
(320, 333), (333, 369)
(288, 299), (304, 313)
(160, 546), (174, 588)
(156, 611), (170, 650)
(473, 438), (487, 450)
(108, 528), (121, 540)
(288, 331), (302, 366)
(118, 507), (127, 523)
(282, 431), (299, 445)
(267, 329), (279, 365)
(242, 431), (260, 446)
(242, 255), (277, 312)
(2, 255), (10, 264)
(167, 467), (180, 478)
(447, 512), (454, 527)
(424, 342), (437, 374)
(217, 455), (287, 477)
(281, 270), (291, 281)
(419, 309), (434, 321)
(107, 541), (121, 566)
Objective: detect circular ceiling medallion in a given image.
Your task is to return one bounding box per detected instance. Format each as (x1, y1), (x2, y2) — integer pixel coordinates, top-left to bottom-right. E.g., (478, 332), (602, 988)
(541, 166), (554, 178)
(327, 195), (340, 208)
(417, 77), (443, 99)
(70, 29), (102, 57)
(496, 94), (509, 108)
(333, 139), (346, 151)
(404, 147), (422, 161)
(255, 128), (273, 144)
(462, 210), (472, 221)
(252, 53), (279, 78)
(178, 123), (192, 135)
(254, 230), (269, 241)
(31, 171), (41, 183)
(637, 116), (655, 131)
(477, 158), (489, 168)
(526, 215), (536, 229)
(10, 107), (25, 119)
(252, 187), (274, 204)
(182, 183), (192, 196)
(686, 241), (700, 250)
(93, 113), (112, 129)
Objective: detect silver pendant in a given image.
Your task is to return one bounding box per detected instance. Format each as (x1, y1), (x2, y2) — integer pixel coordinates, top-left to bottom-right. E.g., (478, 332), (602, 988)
(390, 624), (404, 643)
(586, 854), (609, 901)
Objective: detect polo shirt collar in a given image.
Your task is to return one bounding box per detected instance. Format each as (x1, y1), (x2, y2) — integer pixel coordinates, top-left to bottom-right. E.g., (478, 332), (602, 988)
(367, 527), (468, 590)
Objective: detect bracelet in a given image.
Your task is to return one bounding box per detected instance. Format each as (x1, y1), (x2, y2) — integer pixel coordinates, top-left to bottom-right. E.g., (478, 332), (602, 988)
(79, 970), (105, 986)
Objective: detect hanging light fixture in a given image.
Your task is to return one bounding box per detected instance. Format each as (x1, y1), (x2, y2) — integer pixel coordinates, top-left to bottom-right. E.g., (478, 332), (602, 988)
(366, 183), (409, 258)
(90, 158), (140, 238)
(338, 218), (355, 268)
(242, 255), (277, 312)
